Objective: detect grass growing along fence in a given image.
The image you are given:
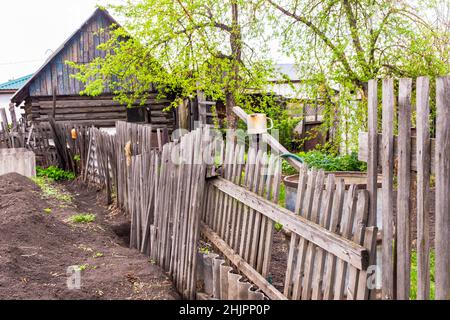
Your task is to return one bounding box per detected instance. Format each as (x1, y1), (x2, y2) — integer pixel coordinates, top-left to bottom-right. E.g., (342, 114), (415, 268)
(37, 166), (76, 181)
(32, 176), (73, 204)
(70, 214), (96, 224)
(410, 250), (436, 300)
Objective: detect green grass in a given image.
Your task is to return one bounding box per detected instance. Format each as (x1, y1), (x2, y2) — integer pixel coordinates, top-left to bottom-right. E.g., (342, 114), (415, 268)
(32, 176), (73, 203)
(278, 183), (286, 208)
(70, 213), (96, 224)
(410, 250), (435, 300)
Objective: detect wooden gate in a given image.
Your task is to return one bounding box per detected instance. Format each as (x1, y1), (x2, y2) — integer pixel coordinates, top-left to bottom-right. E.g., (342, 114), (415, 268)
(359, 76), (450, 300)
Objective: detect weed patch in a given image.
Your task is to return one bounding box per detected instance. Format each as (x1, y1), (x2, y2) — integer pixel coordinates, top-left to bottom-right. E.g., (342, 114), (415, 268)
(70, 214), (96, 224)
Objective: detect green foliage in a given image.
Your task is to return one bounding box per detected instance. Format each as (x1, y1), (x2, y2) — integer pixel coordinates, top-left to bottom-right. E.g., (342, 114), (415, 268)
(70, 214), (96, 224)
(410, 250), (435, 300)
(43, 208), (53, 214)
(69, 1), (279, 128)
(282, 160), (298, 176)
(94, 252), (104, 258)
(73, 154), (81, 162)
(282, 151), (367, 175)
(32, 176), (73, 203)
(268, 0), (450, 150)
(37, 166), (76, 181)
(299, 151), (367, 172)
(274, 222), (283, 233)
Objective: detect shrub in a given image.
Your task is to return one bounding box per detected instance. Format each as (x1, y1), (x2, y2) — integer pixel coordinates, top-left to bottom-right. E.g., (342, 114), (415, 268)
(37, 166), (76, 181)
(70, 214), (96, 224)
(282, 151), (367, 175)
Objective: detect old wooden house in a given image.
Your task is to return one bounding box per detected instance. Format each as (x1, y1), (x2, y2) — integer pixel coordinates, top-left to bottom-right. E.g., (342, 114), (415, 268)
(10, 8), (176, 130)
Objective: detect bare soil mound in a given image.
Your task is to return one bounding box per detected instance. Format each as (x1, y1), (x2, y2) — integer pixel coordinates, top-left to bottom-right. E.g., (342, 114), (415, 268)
(0, 173), (179, 300)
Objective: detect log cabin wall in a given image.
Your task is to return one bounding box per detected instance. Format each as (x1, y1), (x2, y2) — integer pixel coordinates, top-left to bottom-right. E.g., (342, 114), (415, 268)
(13, 8), (176, 132)
(27, 94), (175, 130)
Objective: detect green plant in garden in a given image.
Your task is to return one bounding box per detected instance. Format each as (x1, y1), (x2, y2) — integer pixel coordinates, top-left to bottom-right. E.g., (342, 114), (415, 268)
(268, 0), (450, 150)
(70, 214), (96, 224)
(281, 150), (367, 175)
(274, 222), (283, 233)
(410, 250), (435, 300)
(77, 265), (88, 271)
(32, 176), (73, 203)
(73, 154), (81, 162)
(36, 166), (76, 181)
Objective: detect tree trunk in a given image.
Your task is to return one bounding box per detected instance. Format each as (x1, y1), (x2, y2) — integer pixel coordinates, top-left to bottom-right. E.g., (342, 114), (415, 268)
(226, 0), (242, 130)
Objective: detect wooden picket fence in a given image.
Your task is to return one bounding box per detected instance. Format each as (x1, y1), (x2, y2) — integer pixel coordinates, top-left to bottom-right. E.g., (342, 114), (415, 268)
(358, 76), (450, 300)
(201, 139), (377, 300)
(127, 128), (210, 299)
(115, 121), (169, 211)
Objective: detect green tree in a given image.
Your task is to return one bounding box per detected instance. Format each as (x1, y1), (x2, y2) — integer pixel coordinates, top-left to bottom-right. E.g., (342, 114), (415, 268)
(267, 0), (450, 150)
(70, 1), (278, 129)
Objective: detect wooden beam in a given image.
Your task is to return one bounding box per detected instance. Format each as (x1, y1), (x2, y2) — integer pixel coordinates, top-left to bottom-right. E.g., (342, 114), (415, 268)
(435, 76), (450, 300)
(209, 177), (370, 271)
(358, 132), (436, 174)
(201, 223), (288, 300)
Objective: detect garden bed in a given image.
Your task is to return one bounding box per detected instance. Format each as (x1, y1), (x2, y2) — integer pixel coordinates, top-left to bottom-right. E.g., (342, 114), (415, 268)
(0, 173), (179, 300)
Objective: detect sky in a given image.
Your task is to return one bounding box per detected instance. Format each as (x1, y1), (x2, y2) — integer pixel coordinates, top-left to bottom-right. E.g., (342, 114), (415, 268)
(0, 0), (109, 84)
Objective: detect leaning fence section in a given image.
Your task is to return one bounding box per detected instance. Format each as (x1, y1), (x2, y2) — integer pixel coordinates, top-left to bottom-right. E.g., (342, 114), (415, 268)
(359, 76), (450, 300)
(201, 136), (377, 300)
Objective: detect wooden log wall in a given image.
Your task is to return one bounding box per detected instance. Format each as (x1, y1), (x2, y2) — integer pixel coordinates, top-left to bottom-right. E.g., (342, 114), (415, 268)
(360, 76), (450, 300)
(28, 95), (175, 130)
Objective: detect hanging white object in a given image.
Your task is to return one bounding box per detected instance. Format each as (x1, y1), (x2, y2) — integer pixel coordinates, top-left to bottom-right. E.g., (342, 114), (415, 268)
(247, 113), (274, 135)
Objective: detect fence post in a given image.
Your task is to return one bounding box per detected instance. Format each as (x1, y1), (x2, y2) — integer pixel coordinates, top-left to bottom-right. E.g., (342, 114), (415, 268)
(435, 76), (450, 300)
(416, 76), (431, 300)
(396, 78), (412, 300)
(367, 79), (378, 228)
(381, 78), (395, 299)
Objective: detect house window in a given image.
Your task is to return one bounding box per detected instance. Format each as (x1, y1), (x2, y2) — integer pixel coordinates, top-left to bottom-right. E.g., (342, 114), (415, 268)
(127, 107), (147, 123)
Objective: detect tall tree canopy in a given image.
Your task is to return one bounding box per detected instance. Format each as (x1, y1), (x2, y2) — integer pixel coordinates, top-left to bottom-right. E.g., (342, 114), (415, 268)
(267, 0), (450, 149)
(71, 0), (277, 129)
(72, 0), (449, 150)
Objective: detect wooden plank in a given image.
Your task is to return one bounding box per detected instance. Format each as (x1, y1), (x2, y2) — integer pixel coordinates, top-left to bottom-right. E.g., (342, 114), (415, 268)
(333, 185), (357, 300)
(209, 177), (370, 271)
(291, 169), (318, 299)
(381, 78), (395, 300)
(301, 170), (326, 299)
(358, 132), (436, 174)
(435, 76), (450, 300)
(311, 174), (336, 299)
(356, 227), (378, 300)
(346, 190), (369, 300)
(201, 223), (288, 300)
(396, 78), (412, 300)
(367, 79), (379, 227)
(283, 165), (307, 298)
(416, 76), (431, 300)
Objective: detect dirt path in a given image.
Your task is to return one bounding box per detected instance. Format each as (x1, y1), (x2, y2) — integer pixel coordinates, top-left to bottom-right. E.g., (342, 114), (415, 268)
(0, 173), (179, 300)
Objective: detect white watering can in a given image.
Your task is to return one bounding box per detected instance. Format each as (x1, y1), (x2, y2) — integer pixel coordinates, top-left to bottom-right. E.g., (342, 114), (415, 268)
(247, 113), (274, 135)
